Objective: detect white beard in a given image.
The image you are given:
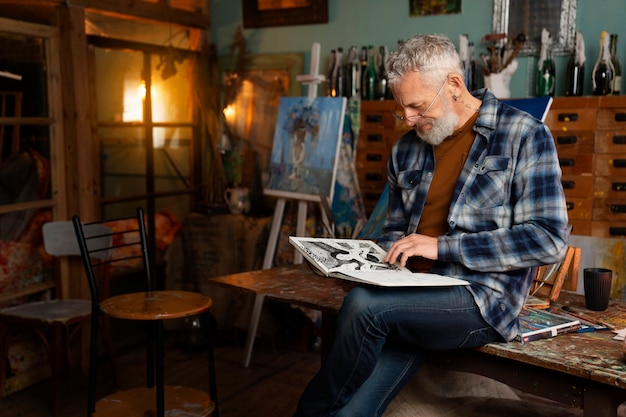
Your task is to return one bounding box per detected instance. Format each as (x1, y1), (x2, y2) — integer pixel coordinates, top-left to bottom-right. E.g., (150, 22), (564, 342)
(416, 98), (458, 146)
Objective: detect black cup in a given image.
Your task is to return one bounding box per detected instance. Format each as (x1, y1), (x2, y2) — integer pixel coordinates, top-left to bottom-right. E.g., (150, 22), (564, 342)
(583, 268), (613, 311)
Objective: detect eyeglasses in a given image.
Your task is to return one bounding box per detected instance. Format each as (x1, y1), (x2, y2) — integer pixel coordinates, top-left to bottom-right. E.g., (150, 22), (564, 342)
(392, 79), (447, 124)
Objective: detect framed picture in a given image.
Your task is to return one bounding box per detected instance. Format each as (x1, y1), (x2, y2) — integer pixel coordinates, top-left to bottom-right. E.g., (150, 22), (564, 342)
(265, 96), (346, 202)
(220, 53), (304, 181)
(410, 0), (461, 16)
(242, 0), (329, 28)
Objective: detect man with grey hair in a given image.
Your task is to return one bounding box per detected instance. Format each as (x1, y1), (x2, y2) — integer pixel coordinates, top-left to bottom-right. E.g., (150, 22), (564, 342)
(293, 34), (569, 417)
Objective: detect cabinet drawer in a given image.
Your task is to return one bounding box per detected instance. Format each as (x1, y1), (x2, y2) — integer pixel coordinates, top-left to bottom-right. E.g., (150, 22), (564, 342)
(356, 152), (387, 168)
(357, 130), (397, 152)
(593, 176), (626, 199)
(593, 198), (626, 221)
(569, 219), (591, 236)
(558, 152), (593, 175)
(594, 154), (626, 176)
(561, 174), (593, 198)
(565, 197), (592, 220)
(357, 170), (387, 188)
(591, 220), (626, 238)
(552, 131), (594, 153)
(361, 108), (398, 130)
(545, 108), (597, 132)
(595, 131), (626, 153)
(596, 107), (626, 130)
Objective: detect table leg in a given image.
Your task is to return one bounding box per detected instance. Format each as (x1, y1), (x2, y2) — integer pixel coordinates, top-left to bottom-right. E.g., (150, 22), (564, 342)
(583, 384), (623, 417)
(242, 293), (265, 367)
(320, 312), (337, 364)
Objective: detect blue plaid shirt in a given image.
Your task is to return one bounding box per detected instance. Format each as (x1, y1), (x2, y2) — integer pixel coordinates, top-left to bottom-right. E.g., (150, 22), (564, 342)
(378, 89), (569, 341)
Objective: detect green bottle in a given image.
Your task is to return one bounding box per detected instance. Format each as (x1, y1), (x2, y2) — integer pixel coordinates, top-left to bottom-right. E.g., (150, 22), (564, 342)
(537, 46), (555, 97)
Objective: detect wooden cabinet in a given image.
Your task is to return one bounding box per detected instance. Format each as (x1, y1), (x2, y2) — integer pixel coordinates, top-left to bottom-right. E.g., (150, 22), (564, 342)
(544, 97), (599, 236)
(545, 96), (626, 237)
(356, 101), (406, 215)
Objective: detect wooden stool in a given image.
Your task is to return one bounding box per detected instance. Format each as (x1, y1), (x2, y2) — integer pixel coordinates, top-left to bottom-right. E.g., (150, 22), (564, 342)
(70, 207), (218, 417)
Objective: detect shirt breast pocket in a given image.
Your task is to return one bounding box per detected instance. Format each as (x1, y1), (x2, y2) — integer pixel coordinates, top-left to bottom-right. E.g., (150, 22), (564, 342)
(465, 156), (511, 209)
(397, 170), (423, 190)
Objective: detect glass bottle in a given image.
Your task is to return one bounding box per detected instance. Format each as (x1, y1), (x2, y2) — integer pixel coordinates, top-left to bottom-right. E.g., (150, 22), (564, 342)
(565, 31), (585, 96)
(376, 45), (390, 100)
(359, 46), (368, 99)
(335, 47), (345, 98)
(592, 31), (614, 96)
(326, 49), (337, 97)
(537, 45), (556, 97)
(361, 45), (378, 100)
(345, 46), (360, 99)
(610, 34), (622, 95)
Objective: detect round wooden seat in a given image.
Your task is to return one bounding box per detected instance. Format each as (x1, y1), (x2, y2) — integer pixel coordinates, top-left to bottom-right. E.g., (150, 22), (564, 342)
(93, 385), (215, 417)
(100, 290), (213, 321)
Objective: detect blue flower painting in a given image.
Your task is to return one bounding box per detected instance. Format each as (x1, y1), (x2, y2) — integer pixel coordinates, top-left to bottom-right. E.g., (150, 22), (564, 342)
(265, 96), (346, 200)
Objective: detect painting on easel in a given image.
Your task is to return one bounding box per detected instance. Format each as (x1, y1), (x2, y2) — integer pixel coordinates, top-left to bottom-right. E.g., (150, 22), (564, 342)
(265, 96), (346, 201)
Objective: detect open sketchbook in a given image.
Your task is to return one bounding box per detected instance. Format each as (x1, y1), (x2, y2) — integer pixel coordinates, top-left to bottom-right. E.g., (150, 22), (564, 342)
(289, 237), (469, 287)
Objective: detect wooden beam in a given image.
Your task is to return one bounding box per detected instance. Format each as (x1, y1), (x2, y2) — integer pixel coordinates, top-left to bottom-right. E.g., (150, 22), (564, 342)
(0, 0), (210, 28)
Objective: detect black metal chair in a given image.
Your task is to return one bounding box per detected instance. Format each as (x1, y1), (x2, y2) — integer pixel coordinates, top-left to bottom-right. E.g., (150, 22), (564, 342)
(72, 207), (218, 417)
(0, 218), (118, 417)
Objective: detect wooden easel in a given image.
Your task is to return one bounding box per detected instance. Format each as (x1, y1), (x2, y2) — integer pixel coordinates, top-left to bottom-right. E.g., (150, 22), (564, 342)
(262, 42), (328, 269)
(242, 43), (328, 367)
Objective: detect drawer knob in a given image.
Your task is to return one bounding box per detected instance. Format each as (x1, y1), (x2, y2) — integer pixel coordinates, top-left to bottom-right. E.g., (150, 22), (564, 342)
(365, 173), (383, 181)
(614, 136), (626, 144)
(367, 134), (383, 142)
(613, 182), (626, 191)
(562, 180), (575, 189)
(557, 113), (578, 122)
(615, 113), (626, 122)
(566, 202), (575, 210)
(559, 158), (575, 167)
(557, 136), (578, 145)
(365, 115), (383, 123)
(366, 154), (382, 162)
(365, 192), (381, 201)
(611, 204), (626, 213)
(609, 227), (626, 236)
(613, 159), (626, 168)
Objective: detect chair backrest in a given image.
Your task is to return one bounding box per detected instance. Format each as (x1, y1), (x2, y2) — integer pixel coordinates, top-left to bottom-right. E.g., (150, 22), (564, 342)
(530, 245), (581, 302)
(43, 221), (112, 259)
(71, 207), (153, 303)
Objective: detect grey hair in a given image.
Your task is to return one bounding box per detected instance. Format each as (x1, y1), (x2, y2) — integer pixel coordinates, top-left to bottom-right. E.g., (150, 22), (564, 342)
(387, 34), (464, 89)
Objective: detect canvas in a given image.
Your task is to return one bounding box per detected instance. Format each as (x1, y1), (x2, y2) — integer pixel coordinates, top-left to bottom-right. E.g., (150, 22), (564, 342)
(265, 96), (346, 201)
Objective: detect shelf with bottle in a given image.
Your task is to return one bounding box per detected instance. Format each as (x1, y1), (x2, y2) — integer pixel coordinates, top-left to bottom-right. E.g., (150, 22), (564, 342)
(325, 44), (394, 101)
(610, 33), (622, 96)
(592, 31), (615, 96)
(537, 29), (556, 97)
(565, 31), (585, 97)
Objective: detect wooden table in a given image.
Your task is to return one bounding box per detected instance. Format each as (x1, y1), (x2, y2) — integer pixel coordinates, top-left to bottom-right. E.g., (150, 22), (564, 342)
(210, 264), (345, 366)
(208, 265), (626, 417)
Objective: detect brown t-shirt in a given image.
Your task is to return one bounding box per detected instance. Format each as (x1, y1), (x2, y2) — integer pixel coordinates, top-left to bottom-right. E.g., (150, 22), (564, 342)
(407, 112), (479, 272)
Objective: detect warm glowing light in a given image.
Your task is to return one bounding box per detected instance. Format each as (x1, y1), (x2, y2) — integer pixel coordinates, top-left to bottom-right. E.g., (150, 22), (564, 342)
(223, 104), (236, 124)
(137, 81), (146, 100)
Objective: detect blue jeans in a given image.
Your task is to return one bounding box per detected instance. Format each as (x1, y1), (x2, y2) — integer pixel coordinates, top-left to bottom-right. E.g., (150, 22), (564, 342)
(294, 285), (503, 417)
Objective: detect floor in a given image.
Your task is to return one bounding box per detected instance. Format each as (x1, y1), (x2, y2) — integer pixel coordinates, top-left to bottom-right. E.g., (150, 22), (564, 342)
(0, 328), (320, 417)
(0, 325), (620, 417)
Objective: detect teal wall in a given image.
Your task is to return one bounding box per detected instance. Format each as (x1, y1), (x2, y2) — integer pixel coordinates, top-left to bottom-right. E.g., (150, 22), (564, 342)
(211, 0), (626, 98)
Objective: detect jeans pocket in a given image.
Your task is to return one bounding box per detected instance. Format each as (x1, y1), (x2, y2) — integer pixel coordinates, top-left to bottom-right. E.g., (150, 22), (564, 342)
(458, 326), (500, 349)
